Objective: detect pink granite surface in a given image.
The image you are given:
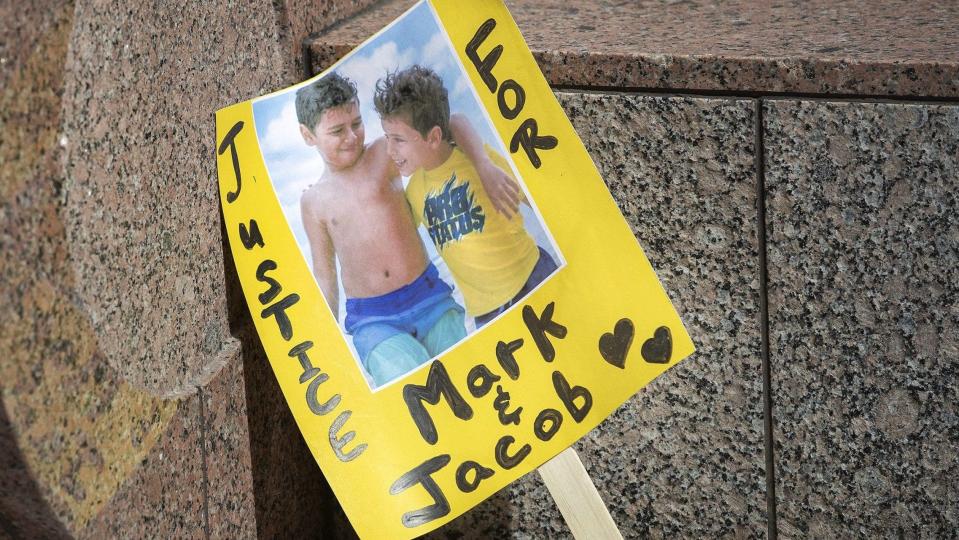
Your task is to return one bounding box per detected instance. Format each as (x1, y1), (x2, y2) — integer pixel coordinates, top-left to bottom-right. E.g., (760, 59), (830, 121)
(0, 0), (379, 536)
(57, 0), (379, 400)
(277, 0), (380, 75)
(309, 0), (959, 98)
(77, 394), (206, 539)
(60, 0), (288, 398)
(203, 357), (258, 539)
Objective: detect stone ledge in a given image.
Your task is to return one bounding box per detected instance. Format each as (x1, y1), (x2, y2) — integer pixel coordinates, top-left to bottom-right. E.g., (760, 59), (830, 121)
(307, 0), (959, 98)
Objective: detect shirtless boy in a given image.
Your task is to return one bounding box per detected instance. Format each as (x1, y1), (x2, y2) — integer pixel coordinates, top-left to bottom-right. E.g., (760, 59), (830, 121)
(374, 66), (559, 328)
(296, 73), (503, 387)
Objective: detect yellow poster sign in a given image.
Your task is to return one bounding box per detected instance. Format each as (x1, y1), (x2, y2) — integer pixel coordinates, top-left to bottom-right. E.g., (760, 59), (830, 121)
(215, 1), (694, 537)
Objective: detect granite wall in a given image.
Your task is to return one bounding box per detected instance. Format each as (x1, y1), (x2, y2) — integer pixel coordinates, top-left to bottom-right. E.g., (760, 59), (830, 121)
(1, 0), (375, 537)
(418, 94), (959, 540)
(3, 0), (957, 538)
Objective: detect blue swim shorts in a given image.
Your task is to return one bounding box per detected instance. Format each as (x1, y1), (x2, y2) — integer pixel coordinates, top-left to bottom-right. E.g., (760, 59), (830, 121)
(344, 262), (465, 366)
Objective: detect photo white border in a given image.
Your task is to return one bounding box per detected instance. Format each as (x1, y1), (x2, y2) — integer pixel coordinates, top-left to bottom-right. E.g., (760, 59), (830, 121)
(249, 0), (567, 392)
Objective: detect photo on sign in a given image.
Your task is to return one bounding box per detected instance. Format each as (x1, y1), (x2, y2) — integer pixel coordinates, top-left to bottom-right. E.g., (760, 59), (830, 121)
(251, 2), (564, 390)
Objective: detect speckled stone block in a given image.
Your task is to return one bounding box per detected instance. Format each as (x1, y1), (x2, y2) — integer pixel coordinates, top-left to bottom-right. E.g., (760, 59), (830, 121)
(203, 355), (256, 539)
(566, 93), (767, 538)
(764, 100), (959, 538)
(1, 0), (185, 534)
(236, 325), (344, 538)
(309, 0), (959, 98)
(59, 0), (294, 398)
(77, 397), (205, 539)
(0, 404), (71, 539)
(278, 0), (379, 75)
(56, 0), (384, 402)
(3, 0), (374, 535)
(424, 93), (767, 538)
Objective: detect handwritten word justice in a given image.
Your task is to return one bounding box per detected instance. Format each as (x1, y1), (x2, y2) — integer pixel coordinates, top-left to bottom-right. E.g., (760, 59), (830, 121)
(219, 121), (367, 463)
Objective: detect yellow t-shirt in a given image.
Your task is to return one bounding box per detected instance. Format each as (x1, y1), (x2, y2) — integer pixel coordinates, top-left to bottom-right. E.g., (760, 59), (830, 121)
(406, 146), (538, 316)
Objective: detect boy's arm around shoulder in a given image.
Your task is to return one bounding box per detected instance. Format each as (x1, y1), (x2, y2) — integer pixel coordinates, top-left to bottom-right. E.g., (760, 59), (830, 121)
(486, 146), (528, 207)
(449, 113), (521, 218)
(367, 137), (401, 182)
(300, 186), (340, 321)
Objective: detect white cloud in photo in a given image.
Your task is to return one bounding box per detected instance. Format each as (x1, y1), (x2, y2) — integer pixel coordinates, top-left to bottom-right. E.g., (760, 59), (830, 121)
(421, 32), (453, 72)
(259, 100), (303, 156)
(272, 154), (323, 203)
(339, 40), (416, 110)
(452, 75), (470, 99)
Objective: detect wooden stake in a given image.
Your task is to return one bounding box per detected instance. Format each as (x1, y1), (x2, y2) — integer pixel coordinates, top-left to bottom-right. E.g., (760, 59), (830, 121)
(537, 447), (623, 539)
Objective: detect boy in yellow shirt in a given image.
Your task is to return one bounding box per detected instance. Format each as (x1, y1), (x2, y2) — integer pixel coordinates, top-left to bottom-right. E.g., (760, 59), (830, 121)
(373, 65), (558, 327)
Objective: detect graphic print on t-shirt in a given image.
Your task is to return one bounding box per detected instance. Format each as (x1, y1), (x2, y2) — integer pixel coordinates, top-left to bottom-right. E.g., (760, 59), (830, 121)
(423, 172), (486, 249)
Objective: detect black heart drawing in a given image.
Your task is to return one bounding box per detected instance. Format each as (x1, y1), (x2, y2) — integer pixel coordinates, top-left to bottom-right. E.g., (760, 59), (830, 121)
(641, 326), (672, 364)
(599, 318), (634, 369)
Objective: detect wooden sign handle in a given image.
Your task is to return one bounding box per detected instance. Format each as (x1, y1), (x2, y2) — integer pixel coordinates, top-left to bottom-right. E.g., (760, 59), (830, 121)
(537, 447), (624, 539)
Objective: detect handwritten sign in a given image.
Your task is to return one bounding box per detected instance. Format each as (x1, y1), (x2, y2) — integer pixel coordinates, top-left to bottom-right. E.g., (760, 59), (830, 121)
(215, 1), (693, 537)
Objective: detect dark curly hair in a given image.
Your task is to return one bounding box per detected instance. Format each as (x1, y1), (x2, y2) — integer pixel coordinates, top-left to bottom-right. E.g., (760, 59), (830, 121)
(295, 72), (358, 130)
(373, 65), (451, 142)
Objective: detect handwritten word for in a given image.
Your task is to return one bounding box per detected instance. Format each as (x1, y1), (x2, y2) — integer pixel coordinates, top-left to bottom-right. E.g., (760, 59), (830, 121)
(465, 18), (558, 169)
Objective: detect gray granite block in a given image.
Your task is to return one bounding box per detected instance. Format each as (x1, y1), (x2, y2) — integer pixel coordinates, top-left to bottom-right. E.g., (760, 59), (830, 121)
(203, 354), (257, 539)
(277, 0), (379, 74)
(427, 93), (767, 538)
(764, 99), (959, 538)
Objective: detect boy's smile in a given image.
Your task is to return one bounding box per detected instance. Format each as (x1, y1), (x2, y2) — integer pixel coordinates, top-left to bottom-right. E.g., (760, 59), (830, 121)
(382, 116), (445, 176)
(301, 100), (365, 171)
